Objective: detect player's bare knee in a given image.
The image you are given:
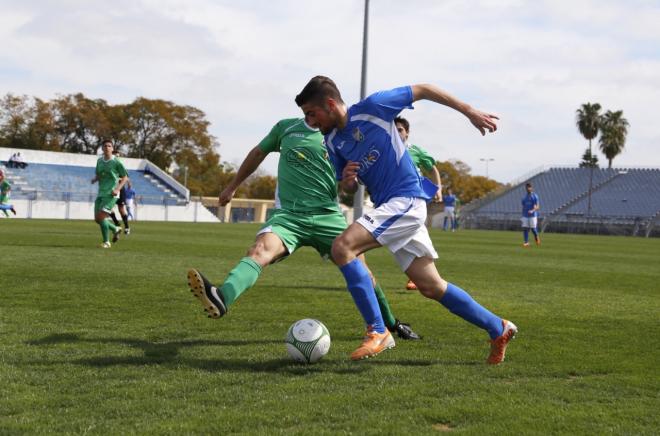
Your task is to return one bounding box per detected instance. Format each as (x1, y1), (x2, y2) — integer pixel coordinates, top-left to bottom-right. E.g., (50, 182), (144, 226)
(418, 285), (443, 300)
(331, 236), (352, 265)
(246, 241), (277, 267)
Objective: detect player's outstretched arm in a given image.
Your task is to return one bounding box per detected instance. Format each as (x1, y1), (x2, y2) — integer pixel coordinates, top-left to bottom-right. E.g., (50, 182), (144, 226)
(411, 84), (499, 136)
(426, 166), (443, 202)
(219, 146), (268, 206)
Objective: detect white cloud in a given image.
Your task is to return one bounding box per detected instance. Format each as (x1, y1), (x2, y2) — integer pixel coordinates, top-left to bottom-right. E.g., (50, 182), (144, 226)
(0, 0), (658, 182)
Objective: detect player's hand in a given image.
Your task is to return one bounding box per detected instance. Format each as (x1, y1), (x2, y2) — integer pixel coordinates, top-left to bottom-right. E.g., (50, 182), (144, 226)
(433, 192), (442, 203)
(342, 161), (360, 182)
(218, 187), (235, 206)
(111, 189), (120, 197)
(466, 107), (499, 136)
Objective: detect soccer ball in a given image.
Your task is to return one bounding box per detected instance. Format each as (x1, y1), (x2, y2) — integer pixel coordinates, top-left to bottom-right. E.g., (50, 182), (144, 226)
(285, 319), (331, 363)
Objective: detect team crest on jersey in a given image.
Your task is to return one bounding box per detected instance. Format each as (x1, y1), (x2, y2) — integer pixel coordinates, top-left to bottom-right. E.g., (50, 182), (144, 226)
(285, 147), (313, 167)
(352, 127), (364, 142)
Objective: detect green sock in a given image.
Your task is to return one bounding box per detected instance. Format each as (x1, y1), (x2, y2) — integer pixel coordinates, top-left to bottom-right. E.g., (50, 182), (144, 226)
(100, 219), (109, 242)
(220, 257), (263, 307)
(106, 219), (118, 233)
(374, 282), (397, 329)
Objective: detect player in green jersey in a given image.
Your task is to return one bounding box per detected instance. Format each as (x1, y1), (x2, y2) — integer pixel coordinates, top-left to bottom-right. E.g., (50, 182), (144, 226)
(91, 140), (128, 248)
(187, 118), (420, 341)
(0, 169), (17, 217)
(394, 117), (443, 290)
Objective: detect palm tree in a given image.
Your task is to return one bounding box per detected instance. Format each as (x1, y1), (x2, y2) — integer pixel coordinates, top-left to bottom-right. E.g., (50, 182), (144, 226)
(576, 103), (602, 217)
(576, 103), (602, 157)
(599, 110), (629, 168)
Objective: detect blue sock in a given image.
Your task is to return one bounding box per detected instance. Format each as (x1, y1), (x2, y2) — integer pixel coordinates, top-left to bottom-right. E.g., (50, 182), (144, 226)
(531, 228), (538, 238)
(523, 229), (529, 243)
(443, 216), (448, 230)
(439, 283), (504, 339)
(339, 259), (386, 333)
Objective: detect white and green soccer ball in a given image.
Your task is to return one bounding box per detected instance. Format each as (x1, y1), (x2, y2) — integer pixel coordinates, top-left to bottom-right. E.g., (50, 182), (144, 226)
(285, 319), (331, 363)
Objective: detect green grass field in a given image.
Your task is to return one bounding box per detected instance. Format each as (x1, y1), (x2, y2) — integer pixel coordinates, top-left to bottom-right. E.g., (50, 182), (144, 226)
(1, 219), (658, 434)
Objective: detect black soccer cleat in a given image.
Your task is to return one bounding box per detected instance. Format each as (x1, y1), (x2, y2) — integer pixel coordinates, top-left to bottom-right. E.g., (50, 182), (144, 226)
(187, 269), (227, 319)
(112, 228), (121, 243)
(389, 319), (421, 340)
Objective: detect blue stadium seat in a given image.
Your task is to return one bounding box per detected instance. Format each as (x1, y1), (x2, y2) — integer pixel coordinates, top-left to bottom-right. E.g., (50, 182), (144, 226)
(5, 163), (186, 205)
(470, 168), (660, 222)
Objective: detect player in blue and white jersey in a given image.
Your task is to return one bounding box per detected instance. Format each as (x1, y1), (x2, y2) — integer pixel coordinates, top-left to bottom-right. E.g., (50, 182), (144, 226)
(521, 182), (541, 247)
(296, 76), (517, 364)
(442, 188), (458, 232)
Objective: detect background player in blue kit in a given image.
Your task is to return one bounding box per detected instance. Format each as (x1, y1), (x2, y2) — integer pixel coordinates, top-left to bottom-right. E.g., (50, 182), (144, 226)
(296, 76), (517, 364)
(521, 182), (541, 247)
(442, 188), (458, 232)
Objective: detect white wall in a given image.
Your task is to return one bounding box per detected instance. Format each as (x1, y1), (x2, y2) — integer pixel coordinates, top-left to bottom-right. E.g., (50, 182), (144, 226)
(5, 199), (219, 223)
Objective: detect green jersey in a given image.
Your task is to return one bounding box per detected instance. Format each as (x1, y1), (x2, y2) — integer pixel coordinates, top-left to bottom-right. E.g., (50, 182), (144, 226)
(407, 144), (436, 173)
(95, 156), (127, 197)
(258, 118), (341, 214)
(0, 179), (10, 202)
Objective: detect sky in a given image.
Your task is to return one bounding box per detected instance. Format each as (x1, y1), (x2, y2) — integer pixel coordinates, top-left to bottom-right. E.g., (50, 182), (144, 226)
(1, 0), (659, 183)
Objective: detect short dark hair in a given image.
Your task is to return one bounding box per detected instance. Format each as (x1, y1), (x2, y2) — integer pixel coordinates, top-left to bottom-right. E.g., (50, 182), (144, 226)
(394, 116), (409, 133)
(102, 139), (113, 146)
(525, 182), (533, 188)
(295, 76), (344, 107)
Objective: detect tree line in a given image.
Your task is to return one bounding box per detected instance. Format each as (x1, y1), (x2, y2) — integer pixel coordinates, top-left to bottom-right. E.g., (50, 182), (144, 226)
(0, 92), (501, 205)
(0, 93), (275, 198)
(576, 103), (629, 168)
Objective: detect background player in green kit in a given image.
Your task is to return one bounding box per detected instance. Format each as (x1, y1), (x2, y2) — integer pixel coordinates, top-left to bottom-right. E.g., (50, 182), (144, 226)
(0, 169), (17, 217)
(91, 140), (128, 248)
(187, 118), (420, 341)
(395, 116), (442, 291)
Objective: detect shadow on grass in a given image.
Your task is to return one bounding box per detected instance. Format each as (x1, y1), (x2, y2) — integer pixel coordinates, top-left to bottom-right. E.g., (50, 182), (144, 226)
(272, 284), (346, 292)
(25, 333), (439, 374)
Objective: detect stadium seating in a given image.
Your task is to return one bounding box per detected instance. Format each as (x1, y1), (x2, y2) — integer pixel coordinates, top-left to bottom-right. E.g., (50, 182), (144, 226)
(476, 168), (620, 215)
(562, 169), (660, 218)
(464, 167), (660, 235)
(2, 163), (186, 205)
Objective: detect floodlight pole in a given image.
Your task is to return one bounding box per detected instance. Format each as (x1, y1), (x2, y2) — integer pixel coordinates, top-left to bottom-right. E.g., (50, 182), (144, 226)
(353, 0), (369, 222)
(480, 158), (494, 179)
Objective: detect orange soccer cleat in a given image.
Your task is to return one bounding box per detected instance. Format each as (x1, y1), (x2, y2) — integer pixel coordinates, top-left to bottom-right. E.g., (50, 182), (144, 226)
(350, 327), (395, 361)
(487, 320), (518, 365)
(406, 280), (418, 290)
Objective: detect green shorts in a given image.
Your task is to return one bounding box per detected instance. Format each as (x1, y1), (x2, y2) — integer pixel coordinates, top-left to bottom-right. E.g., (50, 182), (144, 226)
(0, 195), (8, 204)
(94, 196), (118, 214)
(258, 209), (348, 259)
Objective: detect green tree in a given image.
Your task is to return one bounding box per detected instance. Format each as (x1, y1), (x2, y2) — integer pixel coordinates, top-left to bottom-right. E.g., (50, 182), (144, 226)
(579, 147), (599, 168)
(52, 93), (112, 154)
(174, 148), (234, 197)
(0, 94), (31, 148)
(436, 159), (501, 204)
(24, 98), (60, 151)
(599, 110), (629, 168)
(245, 174), (277, 199)
(123, 98), (217, 170)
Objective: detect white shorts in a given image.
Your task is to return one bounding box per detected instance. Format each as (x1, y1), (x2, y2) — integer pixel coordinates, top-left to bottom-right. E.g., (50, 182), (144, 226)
(444, 206), (455, 217)
(521, 216), (538, 228)
(357, 197), (438, 271)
